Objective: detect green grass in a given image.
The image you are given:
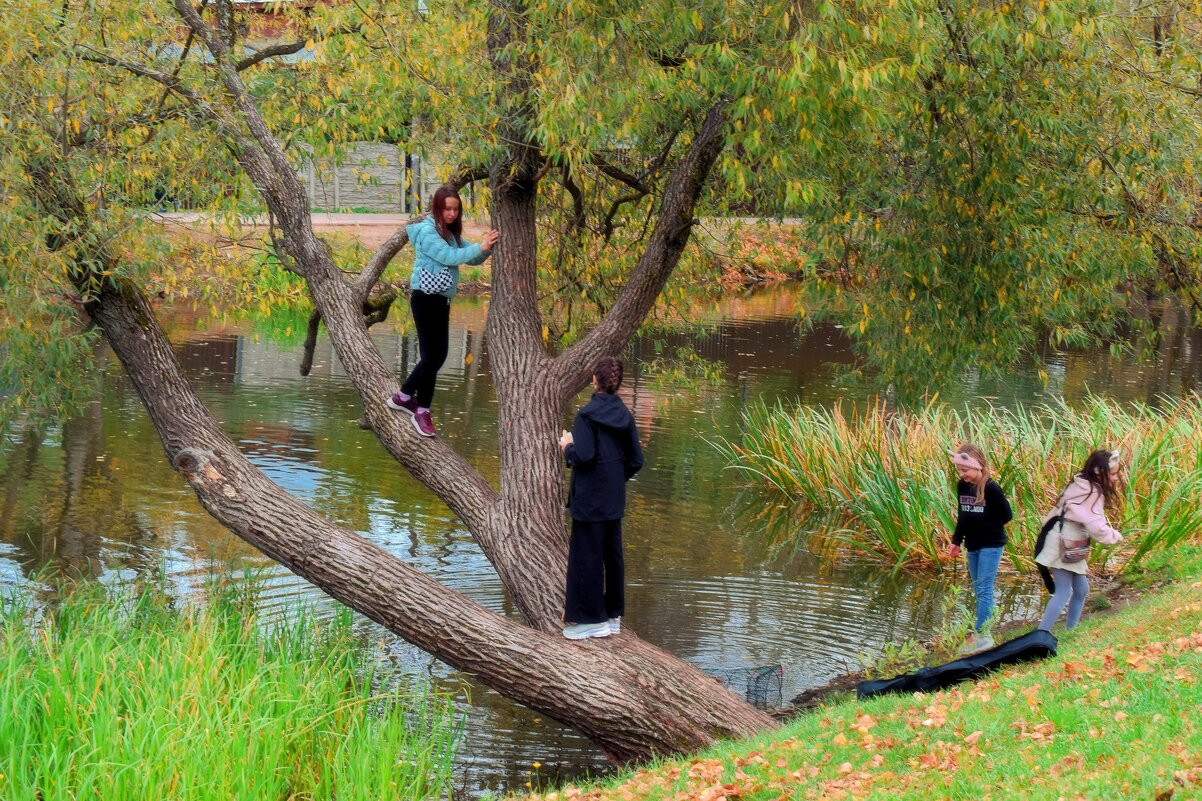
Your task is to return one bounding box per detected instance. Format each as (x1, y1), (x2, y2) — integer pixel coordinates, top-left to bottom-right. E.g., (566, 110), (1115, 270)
(518, 546), (1202, 801)
(713, 396), (1202, 574)
(0, 577), (458, 801)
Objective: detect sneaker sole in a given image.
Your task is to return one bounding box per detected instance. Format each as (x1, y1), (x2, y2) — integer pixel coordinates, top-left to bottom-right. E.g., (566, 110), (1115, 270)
(386, 397), (416, 415)
(411, 415), (436, 437)
(563, 628), (611, 640)
(960, 641), (994, 656)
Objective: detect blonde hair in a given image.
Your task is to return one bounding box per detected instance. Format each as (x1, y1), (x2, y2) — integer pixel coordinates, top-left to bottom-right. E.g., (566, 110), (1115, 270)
(956, 442), (991, 505)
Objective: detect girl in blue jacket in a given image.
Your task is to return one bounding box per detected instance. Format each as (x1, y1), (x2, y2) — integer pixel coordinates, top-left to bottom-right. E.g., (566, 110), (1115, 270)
(388, 185), (498, 437)
(558, 357), (644, 640)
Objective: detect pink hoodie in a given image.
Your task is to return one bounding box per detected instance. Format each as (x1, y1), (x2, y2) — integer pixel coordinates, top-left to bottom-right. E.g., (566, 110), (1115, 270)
(1036, 476), (1123, 574)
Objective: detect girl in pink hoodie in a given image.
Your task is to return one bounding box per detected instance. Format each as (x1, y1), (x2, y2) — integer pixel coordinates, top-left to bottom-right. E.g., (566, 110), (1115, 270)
(1036, 449), (1125, 631)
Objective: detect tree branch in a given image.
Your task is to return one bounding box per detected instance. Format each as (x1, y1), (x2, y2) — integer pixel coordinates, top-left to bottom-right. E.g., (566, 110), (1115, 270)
(448, 165), (491, 189)
(235, 39), (311, 71)
(553, 101), (729, 396)
(77, 48), (209, 117)
(595, 162), (648, 194)
(76, 46), (256, 157)
(234, 25), (363, 72)
(601, 188), (648, 241)
(593, 131), (680, 240)
(68, 105), (195, 148)
(561, 165), (587, 238)
(172, 0), (299, 185)
(353, 224), (415, 298)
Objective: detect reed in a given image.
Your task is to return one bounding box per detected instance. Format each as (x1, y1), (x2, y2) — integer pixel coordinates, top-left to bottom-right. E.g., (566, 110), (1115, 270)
(715, 396), (1202, 573)
(0, 577), (458, 801)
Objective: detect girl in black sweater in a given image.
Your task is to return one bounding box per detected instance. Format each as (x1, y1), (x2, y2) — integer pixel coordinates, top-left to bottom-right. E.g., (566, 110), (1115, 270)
(946, 442), (1013, 652)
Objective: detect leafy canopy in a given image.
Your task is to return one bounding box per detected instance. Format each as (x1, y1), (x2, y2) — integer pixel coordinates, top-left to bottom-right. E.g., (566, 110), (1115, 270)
(2, 0), (1201, 429)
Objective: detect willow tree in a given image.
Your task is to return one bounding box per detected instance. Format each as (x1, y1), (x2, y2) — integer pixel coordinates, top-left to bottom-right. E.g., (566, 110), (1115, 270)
(759, 1), (1202, 390)
(4, 0), (1201, 760)
(1, 0), (817, 760)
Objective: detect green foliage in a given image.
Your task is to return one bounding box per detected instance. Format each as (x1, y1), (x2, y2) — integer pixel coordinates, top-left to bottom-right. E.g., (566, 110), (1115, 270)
(716, 395), (1202, 572)
(734, 2), (1202, 390)
(3, 0), (1201, 428)
(0, 575), (458, 800)
(0, 1), (232, 432)
(521, 0), (1202, 378)
(643, 344), (725, 393)
(860, 585), (976, 679)
(752, 2), (1202, 391)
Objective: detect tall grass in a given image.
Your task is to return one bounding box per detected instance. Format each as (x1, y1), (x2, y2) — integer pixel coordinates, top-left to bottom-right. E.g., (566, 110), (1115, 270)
(0, 578), (458, 801)
(714, 396), (1202, 573)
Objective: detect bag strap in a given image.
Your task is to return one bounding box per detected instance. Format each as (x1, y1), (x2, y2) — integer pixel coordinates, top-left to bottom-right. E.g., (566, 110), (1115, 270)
(1051, 478), (1077, 518)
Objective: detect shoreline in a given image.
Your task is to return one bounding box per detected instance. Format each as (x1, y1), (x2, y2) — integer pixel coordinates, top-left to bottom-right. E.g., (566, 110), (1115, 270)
(781, 571), (1157, 714)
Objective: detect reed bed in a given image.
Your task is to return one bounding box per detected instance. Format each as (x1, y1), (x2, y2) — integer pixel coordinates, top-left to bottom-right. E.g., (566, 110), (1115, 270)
(0, 578), (458, 801)
(715, 396), (1202, 573)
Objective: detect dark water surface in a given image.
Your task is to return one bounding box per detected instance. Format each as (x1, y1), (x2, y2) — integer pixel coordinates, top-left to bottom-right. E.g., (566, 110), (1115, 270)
(1, 287), (1199, 796)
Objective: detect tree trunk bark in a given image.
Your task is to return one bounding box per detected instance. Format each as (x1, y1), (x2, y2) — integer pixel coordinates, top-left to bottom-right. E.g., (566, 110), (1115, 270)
(72, 5), (780, 761)
(79, 274), (777, 761)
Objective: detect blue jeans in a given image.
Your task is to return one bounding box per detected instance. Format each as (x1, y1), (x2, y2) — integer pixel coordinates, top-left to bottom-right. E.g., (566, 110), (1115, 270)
(966, 547), (1003, 633)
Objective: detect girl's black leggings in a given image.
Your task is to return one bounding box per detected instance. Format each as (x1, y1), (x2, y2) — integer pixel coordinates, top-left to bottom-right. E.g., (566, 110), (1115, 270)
(401, 291), (450, 408)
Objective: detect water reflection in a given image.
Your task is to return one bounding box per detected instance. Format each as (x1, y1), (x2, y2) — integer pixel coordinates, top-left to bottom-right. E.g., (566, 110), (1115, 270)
(0, 287), (1198, 794)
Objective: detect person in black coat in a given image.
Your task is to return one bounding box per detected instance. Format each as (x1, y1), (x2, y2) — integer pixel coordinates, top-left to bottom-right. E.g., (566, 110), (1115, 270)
(558, 357), (644, 640)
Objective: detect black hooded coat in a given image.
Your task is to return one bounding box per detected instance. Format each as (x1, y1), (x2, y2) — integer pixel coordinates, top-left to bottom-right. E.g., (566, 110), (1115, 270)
(564, 392), (644, 521)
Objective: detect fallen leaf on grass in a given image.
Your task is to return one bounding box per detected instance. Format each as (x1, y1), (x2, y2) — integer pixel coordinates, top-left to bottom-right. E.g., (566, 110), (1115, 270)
(1049, 754), (1085, 777)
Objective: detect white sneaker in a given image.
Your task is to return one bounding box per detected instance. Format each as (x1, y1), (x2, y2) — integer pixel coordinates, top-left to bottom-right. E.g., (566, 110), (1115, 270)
(608, 617), (621, 635)
(562, 622), (611, 640)
(960, 634), (994, 655)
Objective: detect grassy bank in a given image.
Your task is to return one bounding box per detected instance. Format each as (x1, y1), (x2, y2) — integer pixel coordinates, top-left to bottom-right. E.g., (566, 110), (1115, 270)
(516, 547), (1202, 801)
(0, 578), (457, 801)
(714, 396), (1202, 572)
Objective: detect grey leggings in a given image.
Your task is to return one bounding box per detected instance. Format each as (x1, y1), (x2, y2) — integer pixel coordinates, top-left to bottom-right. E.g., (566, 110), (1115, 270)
(1039, 568), (1090, 631)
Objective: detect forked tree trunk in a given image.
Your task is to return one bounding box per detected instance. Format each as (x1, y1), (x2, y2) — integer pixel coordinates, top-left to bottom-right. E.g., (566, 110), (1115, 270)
(79, 276), (776, 761)
(71, 0), (778, 761)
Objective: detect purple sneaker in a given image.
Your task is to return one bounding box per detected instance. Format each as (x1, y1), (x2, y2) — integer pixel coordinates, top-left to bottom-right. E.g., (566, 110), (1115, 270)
(387, 392), (418, 415)
(412, 409), (436, 437)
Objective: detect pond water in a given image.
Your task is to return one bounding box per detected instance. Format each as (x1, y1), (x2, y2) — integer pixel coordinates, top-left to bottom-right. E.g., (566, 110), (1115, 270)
(1, 286), (1198, 796)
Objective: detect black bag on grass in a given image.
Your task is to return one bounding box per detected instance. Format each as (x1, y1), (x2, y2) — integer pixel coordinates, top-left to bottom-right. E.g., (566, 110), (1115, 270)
(856, 629), (1058, 699)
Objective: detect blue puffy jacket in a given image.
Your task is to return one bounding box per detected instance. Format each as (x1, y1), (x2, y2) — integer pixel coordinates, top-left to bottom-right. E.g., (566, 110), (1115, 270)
(407, 216), (491, 298)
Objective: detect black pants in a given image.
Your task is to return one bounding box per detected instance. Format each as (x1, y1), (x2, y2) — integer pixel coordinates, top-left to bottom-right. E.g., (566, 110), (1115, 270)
(564, 519), (624, 625)
(401, 291), (450, 408)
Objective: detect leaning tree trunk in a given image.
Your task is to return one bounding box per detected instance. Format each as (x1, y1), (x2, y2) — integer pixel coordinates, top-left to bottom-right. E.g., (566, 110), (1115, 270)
(76, 275), (776, 761)
(71, 0), (779, 760)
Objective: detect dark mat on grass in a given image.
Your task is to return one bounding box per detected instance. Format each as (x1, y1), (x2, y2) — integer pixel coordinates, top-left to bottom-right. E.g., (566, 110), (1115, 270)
(857, 629), (1058, 699)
